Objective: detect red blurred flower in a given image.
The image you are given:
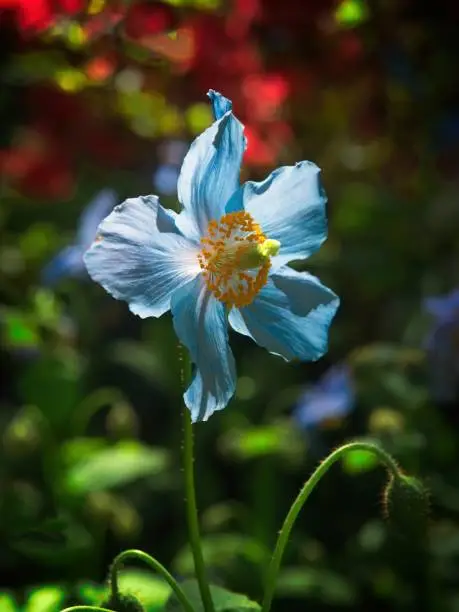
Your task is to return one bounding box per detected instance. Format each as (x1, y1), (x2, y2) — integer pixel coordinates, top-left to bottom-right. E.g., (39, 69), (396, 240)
(0, 0), (84, 33)
(0, 128), (74, 200)
(124, 1), (175, 40)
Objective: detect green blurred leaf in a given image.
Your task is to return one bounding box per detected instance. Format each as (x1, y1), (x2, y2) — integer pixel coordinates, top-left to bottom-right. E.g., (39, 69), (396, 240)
(75, 581), (105, 605)
(12, 522), (92, 565)
(350, 343), (423, 368)
(0, 593), (17, 612)
(60, 437), (108, 468)
(117, 570), (171, 611)
(335, 0), (369, 27)
(1, 309), (39, 350)
(174, 534), (267, 576)
(342, 449), (379, 474)
(219, 421), (303, 462)
(79, 572), (170, 612)
(276, 567), (355, 604)
(19, 353), (82, 431)
(64, 441), (169, 495)
(165, 580), (260, 612)
(24, 585), (66, 612)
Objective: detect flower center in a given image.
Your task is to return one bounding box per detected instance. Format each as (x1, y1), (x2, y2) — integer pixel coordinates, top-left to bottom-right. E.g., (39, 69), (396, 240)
(197, 211), (280, 307)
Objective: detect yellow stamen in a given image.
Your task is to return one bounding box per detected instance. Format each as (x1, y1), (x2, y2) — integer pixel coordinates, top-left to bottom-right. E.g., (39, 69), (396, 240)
(197, 211), (280, 307)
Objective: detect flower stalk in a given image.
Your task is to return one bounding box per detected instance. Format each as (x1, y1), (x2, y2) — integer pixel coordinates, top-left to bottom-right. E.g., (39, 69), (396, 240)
(180, 346), (215, 612)
(260, 440), (400, 612)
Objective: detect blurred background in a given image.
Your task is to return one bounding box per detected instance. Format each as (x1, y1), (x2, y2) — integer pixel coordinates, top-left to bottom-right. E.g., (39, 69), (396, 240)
(1, 0), (459, 611)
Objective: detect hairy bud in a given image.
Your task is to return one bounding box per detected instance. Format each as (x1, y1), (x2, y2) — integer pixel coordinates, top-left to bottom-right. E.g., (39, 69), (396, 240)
(100, 592), (145, 612)
(383, 472), (429, 539)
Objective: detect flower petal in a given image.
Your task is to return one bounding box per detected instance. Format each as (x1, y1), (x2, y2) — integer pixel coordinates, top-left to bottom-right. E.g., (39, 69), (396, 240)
(171, 275), (236, 422)
(229, 267), (339, 361)
(176, 101), (246, 240)
(207, 89), (232, 119)
(226, 161), (327, 268)
(84, 195), (201, 318)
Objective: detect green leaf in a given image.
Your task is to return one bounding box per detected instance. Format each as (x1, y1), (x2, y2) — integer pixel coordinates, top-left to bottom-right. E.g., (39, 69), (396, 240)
(64, 441), (169, 495)
(276, 567), (355, 604)
(1, 310), (39, 350)
(75, 581), (106, 605)
(78, 572), (170, 612)
(116, 570), (171, 611)
(219, 421), (303, 462)
(0, 593), (17, 612)
(12, 521), (92, 566)
(60, 437), (108, 469)
(19, 353), (81, 431)
(24, 585), (66, 612)
(165, 580), (260, 612)
(174, 534), (266, 576)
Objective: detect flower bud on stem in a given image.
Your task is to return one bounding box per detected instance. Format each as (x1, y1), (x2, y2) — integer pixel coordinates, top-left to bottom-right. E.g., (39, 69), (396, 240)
(260, 440), (422, 612)
(107, 549), (194, 612)
(383, 472), (429, 539)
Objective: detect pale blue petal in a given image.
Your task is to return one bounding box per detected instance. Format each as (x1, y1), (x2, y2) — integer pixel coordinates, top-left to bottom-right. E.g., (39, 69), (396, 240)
(229, 267), (339, 361)
(84, 195), (201, 318)
(41, 245), (84, 285)
(171, 275), (236, 422)
(226, 162), (327, 268)
(78, 188), (118, 249)
(176, 106), (246, 240)
(207, 89), (232, 119)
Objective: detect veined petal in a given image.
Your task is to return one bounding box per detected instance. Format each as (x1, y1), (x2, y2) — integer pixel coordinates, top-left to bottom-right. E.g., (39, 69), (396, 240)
(226, 161), (327, 268)
(171, 275), (236, 422)
(207, 89), (232, 120)
(176, 103), (246, 240)
(229, 267), (339, 361)
(84, 195), (201, 318)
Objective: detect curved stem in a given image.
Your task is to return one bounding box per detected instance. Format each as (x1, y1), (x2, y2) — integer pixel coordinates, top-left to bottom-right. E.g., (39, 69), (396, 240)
(180, 345), (214, 612)
(60, 607), (114, 612)
(110, 549), (195, 612)
(261, 441), (399, 612)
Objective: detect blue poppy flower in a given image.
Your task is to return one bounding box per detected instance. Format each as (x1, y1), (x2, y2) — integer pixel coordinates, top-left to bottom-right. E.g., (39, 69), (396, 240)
(84, 90), (340, 422)
(42, 189), (118, 285)
(423, 289), (459, 403)
(294, 365), (354, 429)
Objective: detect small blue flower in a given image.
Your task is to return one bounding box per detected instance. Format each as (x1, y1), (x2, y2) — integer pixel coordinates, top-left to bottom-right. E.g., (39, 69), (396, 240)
(84, 90), (340, 422)
(294, 365), (354, 429)
(42, 189), (117, 285)
(423, 289), (459, 403)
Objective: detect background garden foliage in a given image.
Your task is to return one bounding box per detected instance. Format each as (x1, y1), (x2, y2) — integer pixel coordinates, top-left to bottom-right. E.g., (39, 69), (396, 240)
(0, 0), (458, 611)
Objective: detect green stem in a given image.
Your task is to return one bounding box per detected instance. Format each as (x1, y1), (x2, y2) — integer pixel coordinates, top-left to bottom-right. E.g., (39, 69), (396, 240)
(261, 441), (399, 612)
(109, 549), (194, 612)
(180, 346), (214, 612)
(60, 607), (114, 612)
